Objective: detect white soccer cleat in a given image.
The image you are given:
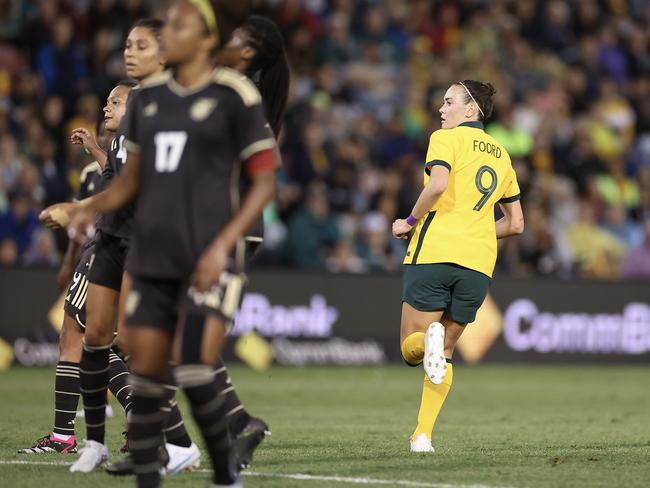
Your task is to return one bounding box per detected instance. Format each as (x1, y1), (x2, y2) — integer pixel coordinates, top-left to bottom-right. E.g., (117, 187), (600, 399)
(410, 433), (435, 453)
(69, 440), (109, 472)
(423, 321), (447, 384)
(162, 442), (201, 475)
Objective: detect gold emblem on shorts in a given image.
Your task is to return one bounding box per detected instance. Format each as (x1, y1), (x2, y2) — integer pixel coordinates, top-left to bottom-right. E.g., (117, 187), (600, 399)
(190, 98), (218, 121)
(125, 290), (141, 317)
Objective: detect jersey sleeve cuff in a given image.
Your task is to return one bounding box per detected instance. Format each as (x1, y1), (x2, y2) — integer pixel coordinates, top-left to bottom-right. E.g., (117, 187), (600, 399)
(245, 148), (279, 175)
(240, 138), (276, 161)
(124, 139), (140, 153)
(499, 194), (521, 203)
(424, 159), (451, 175)
(425, 160), (451, 170)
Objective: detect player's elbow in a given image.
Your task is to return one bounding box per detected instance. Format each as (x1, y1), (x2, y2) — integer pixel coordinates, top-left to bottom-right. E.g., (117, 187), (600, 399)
(511, 217), (524, 235)
(429, 180), (448, 196)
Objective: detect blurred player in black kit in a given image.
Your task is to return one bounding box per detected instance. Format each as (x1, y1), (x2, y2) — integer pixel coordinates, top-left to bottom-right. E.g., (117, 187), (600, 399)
(196, 12), (291, 468)
(104, 9), (292, 482)
(41, 1), (279, 486)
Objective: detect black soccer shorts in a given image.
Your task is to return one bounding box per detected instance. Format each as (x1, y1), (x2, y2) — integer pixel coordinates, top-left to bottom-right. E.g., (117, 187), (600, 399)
(125, 272), (247, 334)
(87, 230), (129, 292)
(63, 242), (95, 330)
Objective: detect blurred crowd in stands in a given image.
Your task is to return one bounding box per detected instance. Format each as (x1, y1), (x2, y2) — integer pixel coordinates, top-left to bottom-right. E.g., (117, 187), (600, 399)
(1, 0), (649, 280)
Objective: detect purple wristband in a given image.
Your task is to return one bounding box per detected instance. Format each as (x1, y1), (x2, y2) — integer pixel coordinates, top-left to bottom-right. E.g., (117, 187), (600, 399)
(406, 214), (418, 226)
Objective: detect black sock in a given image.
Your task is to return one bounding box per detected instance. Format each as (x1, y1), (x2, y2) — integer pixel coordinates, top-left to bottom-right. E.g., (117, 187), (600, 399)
(79, 341), (110, 444)
(161, 384), (192, 448)
(129, 375), (166, 488)
(214, 361), (251, 435)
(176, 364), (234, 485)
(108, 350), (132, 415)
(53, 361), (80, 438)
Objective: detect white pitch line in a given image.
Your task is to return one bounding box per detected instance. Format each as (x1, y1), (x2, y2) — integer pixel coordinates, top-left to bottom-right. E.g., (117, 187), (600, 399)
(0, 460), (513, 488)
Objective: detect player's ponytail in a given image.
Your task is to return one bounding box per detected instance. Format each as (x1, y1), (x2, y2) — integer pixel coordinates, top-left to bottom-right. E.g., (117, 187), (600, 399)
(242, 15), (290, 137)
(457, 80), (496, 121)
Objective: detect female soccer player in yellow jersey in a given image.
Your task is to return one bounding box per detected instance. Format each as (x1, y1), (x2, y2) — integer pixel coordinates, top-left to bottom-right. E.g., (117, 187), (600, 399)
(392, 80), (524, 453)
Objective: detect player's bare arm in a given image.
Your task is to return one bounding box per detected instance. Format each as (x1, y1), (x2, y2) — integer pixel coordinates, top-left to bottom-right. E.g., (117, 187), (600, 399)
(392, 165), (450, 240)
(70, 128), (107, 168)
(40, 151), (140, 234)
(496, 200), (525, 239)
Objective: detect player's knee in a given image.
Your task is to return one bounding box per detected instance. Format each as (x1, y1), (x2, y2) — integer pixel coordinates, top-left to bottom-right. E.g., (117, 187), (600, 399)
(58, 332), (81, 361)
(58, 316), (83, 361)
(129, 354), (166, 382)
(83, 325), (114, 346)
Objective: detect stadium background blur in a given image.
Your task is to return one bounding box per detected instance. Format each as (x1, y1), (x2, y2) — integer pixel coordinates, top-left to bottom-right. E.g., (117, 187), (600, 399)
(1, 0), (649, 280)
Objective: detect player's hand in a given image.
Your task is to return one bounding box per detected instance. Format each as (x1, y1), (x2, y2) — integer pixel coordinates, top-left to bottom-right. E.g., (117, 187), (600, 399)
(392, 219), (412, 240)
(40, 202), (77, 229)
(70, 128), (96, 148)
(192, 243), (229, 293)
(68, 208), (96, 245)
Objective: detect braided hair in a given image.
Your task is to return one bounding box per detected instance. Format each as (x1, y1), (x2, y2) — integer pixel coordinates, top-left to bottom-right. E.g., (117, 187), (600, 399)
(242, 16), (290, 137)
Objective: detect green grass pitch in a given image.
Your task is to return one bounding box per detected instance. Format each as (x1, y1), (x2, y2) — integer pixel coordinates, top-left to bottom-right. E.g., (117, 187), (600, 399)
(0, 365), (649, 488)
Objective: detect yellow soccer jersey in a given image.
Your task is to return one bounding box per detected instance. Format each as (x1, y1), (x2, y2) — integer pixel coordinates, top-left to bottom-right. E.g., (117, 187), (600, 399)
(404, 121), (520, 277)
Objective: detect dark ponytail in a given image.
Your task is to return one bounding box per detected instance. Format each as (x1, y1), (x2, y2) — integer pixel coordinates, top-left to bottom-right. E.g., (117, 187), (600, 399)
(243, 15), (290, 137)
(457, 80), (496, 121)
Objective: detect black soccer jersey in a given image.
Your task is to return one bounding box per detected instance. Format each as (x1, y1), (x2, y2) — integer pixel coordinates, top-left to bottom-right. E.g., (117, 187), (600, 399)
(122, 68), (276, 279)
(76, 161), (103, 201)
(96, 94), (139, 242)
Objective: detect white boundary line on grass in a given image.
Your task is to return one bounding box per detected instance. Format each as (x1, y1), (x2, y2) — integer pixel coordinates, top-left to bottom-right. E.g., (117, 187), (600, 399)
(0, 460), (512, 488)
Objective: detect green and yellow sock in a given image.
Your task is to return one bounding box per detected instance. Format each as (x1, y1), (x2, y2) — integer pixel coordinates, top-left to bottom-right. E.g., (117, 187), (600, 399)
(412, 361), (453, 440)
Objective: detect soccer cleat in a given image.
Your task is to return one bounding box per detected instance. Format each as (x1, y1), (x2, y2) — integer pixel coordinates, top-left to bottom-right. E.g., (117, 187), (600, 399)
(423, 322), (447, 384)
(232, 416), (270, 470)
(162, 442), (201, 475)
(105, 445), (169, 477)
(69, 440), (109, 472)
(410, 433), (435, 453)
(18, 434), (78, 454)
(104, 454), (134, 477)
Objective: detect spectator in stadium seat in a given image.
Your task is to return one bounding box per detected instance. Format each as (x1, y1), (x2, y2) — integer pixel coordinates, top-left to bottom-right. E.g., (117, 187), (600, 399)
(566, 201), (626, 278)
(22, 228), (60, 267)
(620, 217), (650, 279)
(20, 0), (59, 63)
(0, 133), (24, 193)
(601, 204), (644, 249)
(486, 105), (534, 159)
(0, 190), (40, 257)
(36, 16), (88, 103)
(594, 158), (641, 210)
(284, 182), (339, 269)
(0, 237), (18, 266)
